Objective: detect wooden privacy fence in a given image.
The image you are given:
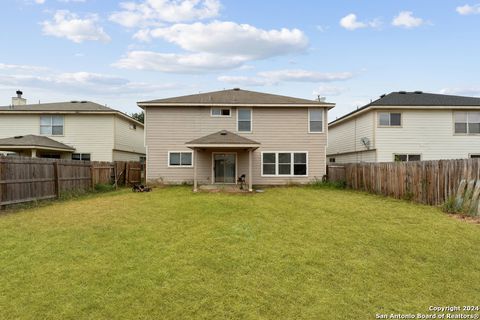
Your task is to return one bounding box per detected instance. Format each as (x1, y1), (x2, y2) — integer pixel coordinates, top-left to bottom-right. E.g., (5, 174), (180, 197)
(339, 159), (480, 206)
(0, 156), (143, 209)
(327, 165), (346, 183)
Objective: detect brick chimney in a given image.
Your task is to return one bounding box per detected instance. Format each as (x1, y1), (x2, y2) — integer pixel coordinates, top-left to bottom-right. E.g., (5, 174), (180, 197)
(12, 90), (27, 106)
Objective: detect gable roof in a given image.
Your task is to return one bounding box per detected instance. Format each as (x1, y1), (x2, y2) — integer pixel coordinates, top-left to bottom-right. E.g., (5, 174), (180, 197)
(0, 101), (144, 127)
(329, 91), (480, 127)
(138, 88), (334, 108)
(0, 135), (75, 151)
(185, 130), (260, 147)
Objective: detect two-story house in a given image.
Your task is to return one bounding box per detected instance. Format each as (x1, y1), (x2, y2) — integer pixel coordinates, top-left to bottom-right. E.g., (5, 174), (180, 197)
(327, 91), (480, 163)
(0, 91), (145, 162)
(138, 88), (334, 191)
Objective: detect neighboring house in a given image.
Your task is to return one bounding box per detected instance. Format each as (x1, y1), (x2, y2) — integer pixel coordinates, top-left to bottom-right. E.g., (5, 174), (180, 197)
(138, 88), (334, 191)
(0, 91), (145, 162)
(327, 91), (480, 163)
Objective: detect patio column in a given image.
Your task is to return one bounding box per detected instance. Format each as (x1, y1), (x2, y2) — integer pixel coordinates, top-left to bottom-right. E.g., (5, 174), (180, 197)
(193, 148), (198, 192)
(31, 149), (37, 158)
(248, 148), (253, 192)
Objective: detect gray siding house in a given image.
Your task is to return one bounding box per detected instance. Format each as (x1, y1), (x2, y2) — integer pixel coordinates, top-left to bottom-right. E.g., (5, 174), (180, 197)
(138, 88), (334, 191)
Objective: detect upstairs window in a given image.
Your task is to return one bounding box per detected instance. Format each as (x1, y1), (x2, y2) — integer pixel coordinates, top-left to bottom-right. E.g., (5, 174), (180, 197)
(169, 152), (193, 167)
(237, 108), (252, 132)
(309, 109), (323, 133)
(378, 112), (401, 127)
(211, 108), (231, 117)
(454, 112), (480, 134)
(40, 115), (64, 135)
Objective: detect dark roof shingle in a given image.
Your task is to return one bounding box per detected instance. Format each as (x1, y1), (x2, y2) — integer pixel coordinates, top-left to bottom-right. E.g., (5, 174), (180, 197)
(139, 88), (334, 107)
(0, 135), (75, 150)
(0, 101), (114, 112)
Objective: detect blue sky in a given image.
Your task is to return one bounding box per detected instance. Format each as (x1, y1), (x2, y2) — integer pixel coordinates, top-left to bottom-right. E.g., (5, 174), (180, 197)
(1, 0), (480, 119)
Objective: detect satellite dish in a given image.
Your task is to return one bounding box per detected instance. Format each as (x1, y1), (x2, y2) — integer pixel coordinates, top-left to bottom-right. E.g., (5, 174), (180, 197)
(360, 137), (371, 150)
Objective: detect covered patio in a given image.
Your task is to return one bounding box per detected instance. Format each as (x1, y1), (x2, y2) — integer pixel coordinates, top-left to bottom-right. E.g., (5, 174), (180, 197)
(185, 130), (260, 192)
(0, 135), (75, 159)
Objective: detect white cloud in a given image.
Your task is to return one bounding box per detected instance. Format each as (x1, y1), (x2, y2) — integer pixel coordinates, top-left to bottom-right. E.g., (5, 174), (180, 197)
(135, 21), (308, 59)
(109, 0), (221, 28)
(113, 51), (246, 73)
(439, 87), (480, 96)
(0, 64), (174, 96)
(456, 4), (480, 15)
(41, 10), (110, 43)
(218, 69), (353, 86)
(313, 85), (347, 97)
(35, 0), (46, 4)
(392, 11), (424, 28)
(340, 13), (381, 31)
(116, 21), (308, 73)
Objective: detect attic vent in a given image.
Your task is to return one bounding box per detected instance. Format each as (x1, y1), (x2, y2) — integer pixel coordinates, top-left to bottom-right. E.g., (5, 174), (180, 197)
(14, 136), (23, 139)
(399, 91), (407, 94)
(70, 101), (79, 103)
(233, 88), (240, 91)
(414, 91), (423, 94)
(220, 130), (227, 135)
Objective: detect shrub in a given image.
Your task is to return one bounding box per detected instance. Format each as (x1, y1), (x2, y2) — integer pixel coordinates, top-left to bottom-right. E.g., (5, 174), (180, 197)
(309, 179), (346, 189)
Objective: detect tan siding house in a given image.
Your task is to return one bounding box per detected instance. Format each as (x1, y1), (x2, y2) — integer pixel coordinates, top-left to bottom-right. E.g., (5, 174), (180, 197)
(327, 91), (480, 163)
(139, 88), (334, 191)
(0, 93), (145, 162)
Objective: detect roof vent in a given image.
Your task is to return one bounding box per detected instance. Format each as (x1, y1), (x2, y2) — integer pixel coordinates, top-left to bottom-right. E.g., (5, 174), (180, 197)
(399, 91), (407, 94)
(233, 88), (240, 91)
(14, 136), (23, 139)
(414, 91), (423, 94)
(380, 94), (386, 98)
(80, 101), (87, 103)
(71, 101), (79, 103)
(220, 130), (228, 135)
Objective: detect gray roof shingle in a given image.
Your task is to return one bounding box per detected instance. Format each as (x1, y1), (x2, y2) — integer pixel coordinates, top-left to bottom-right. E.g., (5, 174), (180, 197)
(186, 130), (260, 146)
(139, 88), (334, 107)
(0, 101), (114, 112)
(370, 91), (480, 106)
(0, 135), (75, 150)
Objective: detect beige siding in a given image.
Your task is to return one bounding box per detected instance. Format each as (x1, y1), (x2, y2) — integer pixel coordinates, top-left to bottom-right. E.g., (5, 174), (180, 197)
(327, 111), (375, 156)
(0, 114), (115, 161)
(145, 106), (328, 185)
(114, 116), (145, 155)
(376, 109), (480, 162)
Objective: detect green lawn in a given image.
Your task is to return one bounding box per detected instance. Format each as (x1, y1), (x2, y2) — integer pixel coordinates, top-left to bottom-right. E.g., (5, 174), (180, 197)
(0, 186), (479, 319)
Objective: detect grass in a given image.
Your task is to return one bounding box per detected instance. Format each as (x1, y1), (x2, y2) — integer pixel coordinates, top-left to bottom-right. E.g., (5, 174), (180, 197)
(0, 186), (479, 319)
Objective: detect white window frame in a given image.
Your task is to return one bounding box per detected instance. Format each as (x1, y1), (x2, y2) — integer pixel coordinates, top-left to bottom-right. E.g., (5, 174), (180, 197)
(261, 151), (308, 177)
(210, 107), (231, 117)
(72, 153), (91, 161)
(453, 111), (480, 135)
(237, 107), (252, 133)
(308, 108), (324, 133)
(393, 154), (421, 162)
(168, 151), (194, 168)
(378, 112), (402, 127)
(40, 115), (64, 136)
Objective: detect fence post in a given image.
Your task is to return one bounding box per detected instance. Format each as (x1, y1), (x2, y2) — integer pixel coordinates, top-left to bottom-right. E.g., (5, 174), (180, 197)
(126, 162), (130, 186)
(53, 162), (60, 198)
(90, 163), (95, 190)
